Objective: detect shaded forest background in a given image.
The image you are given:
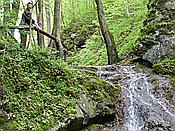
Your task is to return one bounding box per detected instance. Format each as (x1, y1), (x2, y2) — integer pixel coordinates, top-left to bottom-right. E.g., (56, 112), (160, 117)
(0, 0), (148, 65)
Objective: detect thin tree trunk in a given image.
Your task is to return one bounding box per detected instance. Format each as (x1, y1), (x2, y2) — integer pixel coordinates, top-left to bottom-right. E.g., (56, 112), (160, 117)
(46, 5), (51, 46)
(35, 1), (40, 45)
(12, 0), (20, 35)
(3, 0), (10, 24)
(38, 0), (45, 48)
(95, 0), (118, 65)
(27, 15), (32, 48)
(53, 0), (64, 58)
(48, 23), (56, 48)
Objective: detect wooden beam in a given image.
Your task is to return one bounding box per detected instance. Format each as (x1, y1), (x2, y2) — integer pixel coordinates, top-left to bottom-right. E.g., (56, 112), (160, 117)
(0, 25), (67, 49)
(0, 25), (31, 29)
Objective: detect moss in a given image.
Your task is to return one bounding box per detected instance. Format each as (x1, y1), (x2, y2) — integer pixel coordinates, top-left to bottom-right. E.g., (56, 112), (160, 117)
(61, 19), (97, 51)
(153, 59), (175, 75)
(152, 58), (175, 101)
(77, 124), (100, 131)
(130, 0), (175, 58)
(151, 79), (158, 87)
(165, 90), (173, 101)
(77, 70), (120, 103)
(0, 45), (121, 131)
(170, 76), (175, 86)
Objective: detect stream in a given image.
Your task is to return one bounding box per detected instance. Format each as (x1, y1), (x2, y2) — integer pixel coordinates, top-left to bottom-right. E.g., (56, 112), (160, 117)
(96, 65), (175, 131)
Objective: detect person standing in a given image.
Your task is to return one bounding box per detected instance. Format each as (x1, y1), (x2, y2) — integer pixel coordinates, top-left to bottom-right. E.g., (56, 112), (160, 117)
(19, 2), (36, 47)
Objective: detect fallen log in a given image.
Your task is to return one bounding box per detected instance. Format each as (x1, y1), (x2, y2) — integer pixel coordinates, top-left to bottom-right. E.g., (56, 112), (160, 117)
(0, 25), (67, 49)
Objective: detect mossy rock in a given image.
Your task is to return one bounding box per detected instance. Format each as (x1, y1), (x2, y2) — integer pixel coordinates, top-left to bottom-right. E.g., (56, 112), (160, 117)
(130, 0), (175, 64)
(61, 19), (97, 51)
(153, 59), (175, 75)
(0, 45), (121, 131)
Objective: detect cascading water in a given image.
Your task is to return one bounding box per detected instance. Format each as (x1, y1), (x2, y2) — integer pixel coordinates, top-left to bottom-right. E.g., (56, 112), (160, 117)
(121, 73), (145, 131)
(96, 65), (175, 131)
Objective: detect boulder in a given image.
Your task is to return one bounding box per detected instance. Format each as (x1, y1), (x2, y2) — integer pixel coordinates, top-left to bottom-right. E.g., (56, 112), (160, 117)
(49, 69), (122, 131)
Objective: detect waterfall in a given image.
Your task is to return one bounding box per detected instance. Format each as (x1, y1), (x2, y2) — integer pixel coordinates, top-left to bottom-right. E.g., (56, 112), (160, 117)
(96, 65), (175, 131)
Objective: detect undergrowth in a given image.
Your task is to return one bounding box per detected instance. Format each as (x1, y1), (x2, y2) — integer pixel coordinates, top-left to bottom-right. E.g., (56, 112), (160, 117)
(0, 45), (80, 130)
(68, 0), (148, 66)
(68, 34), (107, 66)
(0, 44), (119, 130)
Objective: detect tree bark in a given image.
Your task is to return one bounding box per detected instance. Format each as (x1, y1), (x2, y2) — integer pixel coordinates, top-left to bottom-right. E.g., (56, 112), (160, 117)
(95, 0), (118, 65)
(3, 0), (10, 24)
(35, 1), (40, 46)
(53, 0), (64, 58)
(38, 0), (45, 48)
(12, 0), (20, 21)
(45, 4), (51, 46)
(12, 0), (20, 35)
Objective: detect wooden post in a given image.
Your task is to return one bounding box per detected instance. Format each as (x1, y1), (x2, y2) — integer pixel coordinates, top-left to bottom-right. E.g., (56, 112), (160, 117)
(27, 13), (33, 48)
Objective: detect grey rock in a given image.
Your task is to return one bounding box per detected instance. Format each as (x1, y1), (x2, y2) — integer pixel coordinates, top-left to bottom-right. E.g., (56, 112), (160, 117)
(142, 36), (175, 64)
(132, 0), (175, 65)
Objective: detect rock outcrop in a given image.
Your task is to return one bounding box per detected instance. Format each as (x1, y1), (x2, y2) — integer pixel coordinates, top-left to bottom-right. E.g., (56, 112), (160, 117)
(61, 20), (97, 51)
(132, 0), (175, 65)
(50, 68), (122, 131)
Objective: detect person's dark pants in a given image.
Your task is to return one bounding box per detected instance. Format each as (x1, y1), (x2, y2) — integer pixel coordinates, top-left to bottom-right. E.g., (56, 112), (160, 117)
(20, 30), (28, 47)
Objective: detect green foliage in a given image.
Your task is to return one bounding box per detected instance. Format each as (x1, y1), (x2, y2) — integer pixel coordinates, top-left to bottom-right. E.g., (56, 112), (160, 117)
(61, 0), (96, 28)
(0, 45), (79, 130)
(61, 17), (97, 51)
(68, 0), (148, 65)
(0, 44), (120, 130)
(0, 29), (18, 49)
(104, 0), (147, 56)
(68, 34), (108, 66)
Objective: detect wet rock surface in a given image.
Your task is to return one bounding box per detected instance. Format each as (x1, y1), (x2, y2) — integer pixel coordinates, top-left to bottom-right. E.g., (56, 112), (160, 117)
(86, 65), (175, 131)
(50, 65), (175, 131)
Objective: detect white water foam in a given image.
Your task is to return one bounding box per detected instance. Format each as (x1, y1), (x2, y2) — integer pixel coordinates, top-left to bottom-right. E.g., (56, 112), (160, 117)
(96, 65), (175, 131)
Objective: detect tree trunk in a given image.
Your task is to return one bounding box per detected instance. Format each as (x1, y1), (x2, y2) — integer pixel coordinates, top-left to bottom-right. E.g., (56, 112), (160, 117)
(38, 0), (45, 48)
(53, 0), (64, 58)
(35, 1), (40, 46)
(46, 4), (51, 46)
(3, 0), (10, 24)
(12, 0), (20, 35)
(12, 0), (20, 20)
(95, 0), (118, 65)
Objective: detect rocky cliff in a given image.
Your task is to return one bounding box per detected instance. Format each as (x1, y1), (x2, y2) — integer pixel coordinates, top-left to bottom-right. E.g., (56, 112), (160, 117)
(132, 0), (175, 65)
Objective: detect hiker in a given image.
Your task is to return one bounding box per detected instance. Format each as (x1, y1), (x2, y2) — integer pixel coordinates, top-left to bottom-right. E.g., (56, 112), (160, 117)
(19, 2), (37, 47)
